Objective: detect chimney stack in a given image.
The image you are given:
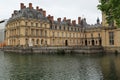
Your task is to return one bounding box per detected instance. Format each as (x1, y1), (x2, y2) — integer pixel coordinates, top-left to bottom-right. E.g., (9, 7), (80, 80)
(39, 8), (43, 12)
(12, 14), (14, 17)
(24, 6), (26, 8)
(50, 16), (54, 22)
(78, 17), (81, 24)
(72, 20), (76, 26)
(47, 15), (54, 22)
(67, 19), (71, 25)
(47, 15), (51, 20)
(36, 6), (39, 11)
(57, 18), (61, 23)
(63, 17), (66, 22)
(14, 10), (17, 15)
(43, 10), (46, 17)
(29, 3), (33, 9)
(20, 3), (24, 9)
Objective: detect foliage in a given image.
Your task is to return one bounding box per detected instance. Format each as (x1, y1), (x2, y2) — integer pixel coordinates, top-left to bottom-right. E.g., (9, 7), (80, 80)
(98, 0), (120, 27)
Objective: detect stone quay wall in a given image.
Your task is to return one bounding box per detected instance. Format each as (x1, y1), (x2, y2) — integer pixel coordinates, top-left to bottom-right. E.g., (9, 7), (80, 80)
(3, 46), (105, 54)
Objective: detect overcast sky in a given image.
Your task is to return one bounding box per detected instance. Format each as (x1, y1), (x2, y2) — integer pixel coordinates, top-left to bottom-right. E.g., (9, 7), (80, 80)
(0, 0), (101, 28)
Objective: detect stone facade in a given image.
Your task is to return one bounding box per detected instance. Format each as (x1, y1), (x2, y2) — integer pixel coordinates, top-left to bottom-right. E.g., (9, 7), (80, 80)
(5, 3), (86, 47)
(5, 3), (120, 53)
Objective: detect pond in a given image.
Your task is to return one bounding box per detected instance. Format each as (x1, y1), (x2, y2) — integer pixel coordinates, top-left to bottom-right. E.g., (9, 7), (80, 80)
(0, 51), (120, 80)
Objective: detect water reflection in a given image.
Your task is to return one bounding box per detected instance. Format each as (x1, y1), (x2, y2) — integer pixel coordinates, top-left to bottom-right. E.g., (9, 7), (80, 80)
(100, 55), (120, 80)
(0, 51), (120, 80)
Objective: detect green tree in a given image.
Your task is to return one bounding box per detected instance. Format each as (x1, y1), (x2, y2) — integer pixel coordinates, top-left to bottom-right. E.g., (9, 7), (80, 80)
(98, 0), (120, 27)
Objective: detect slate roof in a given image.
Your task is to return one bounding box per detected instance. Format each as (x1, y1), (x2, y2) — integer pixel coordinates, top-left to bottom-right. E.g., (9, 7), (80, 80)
(8, 8), (48, 22)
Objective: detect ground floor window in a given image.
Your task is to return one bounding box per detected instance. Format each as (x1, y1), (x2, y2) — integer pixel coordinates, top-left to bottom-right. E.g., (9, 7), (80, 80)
(109, 32), (114, 45)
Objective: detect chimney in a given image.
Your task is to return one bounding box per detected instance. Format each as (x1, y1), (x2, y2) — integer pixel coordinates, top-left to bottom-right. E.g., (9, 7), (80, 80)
(39, 8), (43, 12)
(14, 10), (17, 15)
(47, 15), (54, 22)
(36, 6), (39, 11)
(50, 16), (54, 22)
(43, 10), (46, 17)
(63, 17), (66, 22)
(57, 18), (61, 23)
(20, 3), (24, 9)
(78, 17), (81, 24)
(12, 14), (14, 17)
(29, 3), (33, 9)
(67, 19), (71, 25)
(47, 15), (51, 20)
(72, 20), (76, 26)
(24, 6), (26, 8)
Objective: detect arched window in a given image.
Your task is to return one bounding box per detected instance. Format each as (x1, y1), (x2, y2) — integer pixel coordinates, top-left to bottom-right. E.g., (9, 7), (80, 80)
(36, 39), (39, 45)
(41, 39), (43, 44)
(32, 39), (34, 46)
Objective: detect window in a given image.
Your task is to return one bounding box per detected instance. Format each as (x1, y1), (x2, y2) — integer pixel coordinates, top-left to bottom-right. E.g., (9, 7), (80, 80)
(45, 24), (47, 28)
(57, 32), (59, 37)
(59, 26), (61, 30)
(40, 23), (42, 27)
(25, 29), (28, 36)
(40, 30), (42, 36)
(66, 33), (67, 37)
(62, 32), (64, 37)
(36, 30), (39, 36)
(31, 29), (34, 36)
(71, 28), (73, 31)
(36, 39), (39, 44)
(36, 23), (38, 27)
(91, 33), (93, 37)
(109, 32), (114, 45)
(98, 33), (100, 37)
(53, 32), (54, 37)
(73, 33), (75, 38)
(50, 24), (52, 29)
(67, 27), (69, 31)
(31, 22), (33, 27)
(96, 40), (97, 44)
(26, 22), (28, 26)
(85, 34), (87, 38)
(76, 33), (78, 38)
(45, 31), (47, 37)
(75, 28), (76, 31)
(70, 33), (71, 37)
(69, 27), (71, 31)
(64, 27), (65, 30)
(55, 25), (57, 29)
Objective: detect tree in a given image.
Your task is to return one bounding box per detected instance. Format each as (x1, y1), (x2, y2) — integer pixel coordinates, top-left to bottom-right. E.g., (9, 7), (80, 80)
(98, 0), (120, 27)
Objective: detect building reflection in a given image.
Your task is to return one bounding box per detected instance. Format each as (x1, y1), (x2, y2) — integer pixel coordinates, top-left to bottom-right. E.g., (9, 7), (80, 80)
(2, 53), (120, 80)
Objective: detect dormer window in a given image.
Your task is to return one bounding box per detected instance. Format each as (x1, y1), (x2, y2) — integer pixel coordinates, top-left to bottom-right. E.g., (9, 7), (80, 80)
(55, 25), (57, 29)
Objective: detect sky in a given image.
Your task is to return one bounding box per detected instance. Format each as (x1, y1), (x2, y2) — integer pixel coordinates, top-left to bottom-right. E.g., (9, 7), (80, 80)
(0, 0), (101, 28)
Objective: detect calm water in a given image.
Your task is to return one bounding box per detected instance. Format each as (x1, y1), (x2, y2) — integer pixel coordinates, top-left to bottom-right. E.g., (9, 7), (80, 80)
(0, 51), (120, 80)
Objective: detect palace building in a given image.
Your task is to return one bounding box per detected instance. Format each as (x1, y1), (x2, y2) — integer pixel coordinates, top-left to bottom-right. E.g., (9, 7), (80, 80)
(5, 3), (120, 52)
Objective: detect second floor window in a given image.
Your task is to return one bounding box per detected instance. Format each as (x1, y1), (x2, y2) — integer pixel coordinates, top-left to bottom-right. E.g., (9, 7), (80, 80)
(36, 23), (38, 27)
